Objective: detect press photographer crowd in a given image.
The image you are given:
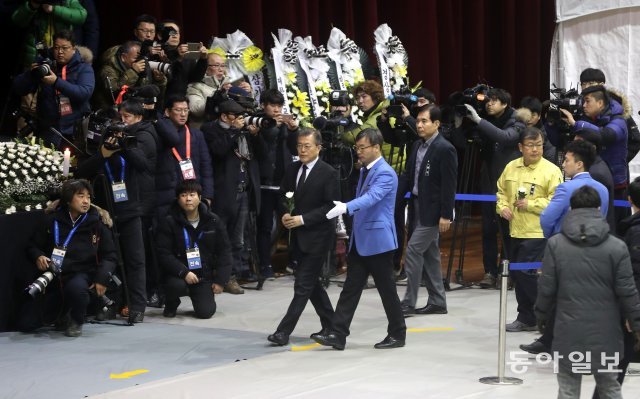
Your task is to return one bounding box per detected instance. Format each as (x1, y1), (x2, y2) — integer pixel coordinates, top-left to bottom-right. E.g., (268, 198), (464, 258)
(2, 2), (640, 396)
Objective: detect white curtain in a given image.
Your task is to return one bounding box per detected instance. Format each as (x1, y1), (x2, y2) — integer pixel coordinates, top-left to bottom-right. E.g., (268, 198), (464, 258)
(551, 1), (640, 177)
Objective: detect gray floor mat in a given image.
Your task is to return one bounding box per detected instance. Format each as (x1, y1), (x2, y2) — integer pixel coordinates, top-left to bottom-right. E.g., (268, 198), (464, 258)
(0, 322), (286, 399)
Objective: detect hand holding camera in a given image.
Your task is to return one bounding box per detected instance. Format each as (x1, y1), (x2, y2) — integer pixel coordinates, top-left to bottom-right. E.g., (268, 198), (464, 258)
(463, 104), (481, 124)
(36, 255), (51, 271)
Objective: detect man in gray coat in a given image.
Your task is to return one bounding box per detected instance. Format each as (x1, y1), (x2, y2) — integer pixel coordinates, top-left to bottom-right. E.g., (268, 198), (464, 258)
(535, 185), (640, 399)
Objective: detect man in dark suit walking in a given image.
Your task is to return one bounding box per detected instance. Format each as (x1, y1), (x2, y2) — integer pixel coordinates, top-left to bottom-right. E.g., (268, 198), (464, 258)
(401, 105), (458, 316)
(313, 128), (406, 350)
(267, 129), (339, 346)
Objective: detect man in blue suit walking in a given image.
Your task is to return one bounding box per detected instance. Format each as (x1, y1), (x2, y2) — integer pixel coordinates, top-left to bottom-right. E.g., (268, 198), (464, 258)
(314, 128), (406, 350)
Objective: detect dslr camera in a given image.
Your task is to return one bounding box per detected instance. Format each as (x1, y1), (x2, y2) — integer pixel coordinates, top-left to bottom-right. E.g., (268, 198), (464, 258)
(25, 261), (57, 298)
(31, 42), (55, 80)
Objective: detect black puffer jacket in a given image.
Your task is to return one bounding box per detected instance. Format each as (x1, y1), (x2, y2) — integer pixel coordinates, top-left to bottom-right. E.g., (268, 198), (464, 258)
(536, 208), (640, 372)
(155, 202), (232, 286)
(26, 207), (117, 286)
(75, 120), (157, 220)
(617, 211), (640, 294)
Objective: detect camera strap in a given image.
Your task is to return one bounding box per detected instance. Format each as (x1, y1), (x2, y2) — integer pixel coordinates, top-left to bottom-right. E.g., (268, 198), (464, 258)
(172, 125), (196, 180)
(183, 228), (203, 270)
(52, 213), (88, 272)
(104, 156), (128, 202)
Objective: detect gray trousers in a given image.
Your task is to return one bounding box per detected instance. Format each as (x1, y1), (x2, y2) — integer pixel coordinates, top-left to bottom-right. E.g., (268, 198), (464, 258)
(402, 200), (446, 308)
(557, 365), (621, 399)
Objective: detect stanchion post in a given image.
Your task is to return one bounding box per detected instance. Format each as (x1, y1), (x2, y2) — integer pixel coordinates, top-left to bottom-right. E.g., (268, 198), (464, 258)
(479, 259), (523, 385)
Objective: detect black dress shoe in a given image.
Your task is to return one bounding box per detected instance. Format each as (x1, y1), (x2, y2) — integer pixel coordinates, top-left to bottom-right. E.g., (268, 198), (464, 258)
(267, 331), (289, 346)
(312, 333), (345, 350)
(519, 339), (550, 355)
(310, 328), (331, 340)
(129, 311), (144, 323)
(402, 305), (416, 317)
(415, 304), (447, 315)
(374, 335), (405, 349)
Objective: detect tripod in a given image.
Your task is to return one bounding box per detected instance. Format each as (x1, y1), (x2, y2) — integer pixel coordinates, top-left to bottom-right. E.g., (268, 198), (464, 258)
(444, 137), (480, 291)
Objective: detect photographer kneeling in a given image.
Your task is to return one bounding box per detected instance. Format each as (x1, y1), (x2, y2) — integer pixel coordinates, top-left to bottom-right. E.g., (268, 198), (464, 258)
(155, 180), (232, 318)
(21, 179), (117, 337)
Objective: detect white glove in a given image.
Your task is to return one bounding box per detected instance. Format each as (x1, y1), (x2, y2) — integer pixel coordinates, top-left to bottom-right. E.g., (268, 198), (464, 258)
(464, 104), (481, 124)
(326, 201), (347, 219)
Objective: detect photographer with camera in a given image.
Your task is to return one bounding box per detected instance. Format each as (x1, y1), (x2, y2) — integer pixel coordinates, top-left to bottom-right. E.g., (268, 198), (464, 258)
(548, 73), (630, 226)
(253, 89), (299, 278)
(13, 29), (95, 150)
(12, 0), (87, 69)
(458, 87), (526, 288)
(202, 97), (264, 293)
(20, 179), (117, 337)
(155, 179), (232, 318)
(186, 53), (253, 128)
(154, 20), (208, 102)
(75, 98), (157, 323)
(94, 40), (166, 111)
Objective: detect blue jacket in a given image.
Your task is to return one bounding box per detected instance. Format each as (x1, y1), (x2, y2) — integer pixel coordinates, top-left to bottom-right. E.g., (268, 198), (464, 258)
(13, 49), (95, 137)
(547, 99), (628, 186)
(540, 173), (609, 238)
(346, 158), (398, 256)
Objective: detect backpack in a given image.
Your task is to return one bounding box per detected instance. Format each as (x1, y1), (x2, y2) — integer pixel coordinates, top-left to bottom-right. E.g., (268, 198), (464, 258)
(625, 116), (640, 162)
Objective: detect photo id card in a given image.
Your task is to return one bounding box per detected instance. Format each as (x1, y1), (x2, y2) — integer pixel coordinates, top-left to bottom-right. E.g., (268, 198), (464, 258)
(51, 247), (66, 273)
(59, 95), (73, 117)
(179, 159), (196, 180)
(112, 182), (128, 202)
(186, 248), (202, 270)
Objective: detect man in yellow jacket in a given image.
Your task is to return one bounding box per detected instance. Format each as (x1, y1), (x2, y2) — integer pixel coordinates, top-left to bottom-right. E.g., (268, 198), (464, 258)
(496, 126), (562, 332)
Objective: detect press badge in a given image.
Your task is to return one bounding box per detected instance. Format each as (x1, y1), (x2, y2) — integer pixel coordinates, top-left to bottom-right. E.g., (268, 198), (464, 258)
(112, 182), (128, 202)
(59, 95), (72, 116)
(179, 159), (196, 180)
(186, 248), (202, 270)
(51, 247), (66, 273)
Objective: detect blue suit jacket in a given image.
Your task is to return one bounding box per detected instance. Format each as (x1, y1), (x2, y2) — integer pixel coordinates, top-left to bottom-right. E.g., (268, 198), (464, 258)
(346, 158), (398, 256)
(540, 173), (609, 238)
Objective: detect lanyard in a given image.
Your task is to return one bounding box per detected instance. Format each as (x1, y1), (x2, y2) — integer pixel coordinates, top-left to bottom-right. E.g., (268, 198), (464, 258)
(104, 155), (125, 183)
(56, 65), (67, 96)
(172, 125), (191, 161)
(182, 227), (203, 249)
(54, 213), (88, 248)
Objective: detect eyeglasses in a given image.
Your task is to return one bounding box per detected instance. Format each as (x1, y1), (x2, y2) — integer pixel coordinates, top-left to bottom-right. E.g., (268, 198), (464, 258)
(353, 144), (375, 152)
(296, 144), (317, 151)
(208, 63), (227, 68)
(52, 45), (73, 53)
(171, 108), (190, 114)
(522, 143), (543, 149)
(136, 28), (156, 34)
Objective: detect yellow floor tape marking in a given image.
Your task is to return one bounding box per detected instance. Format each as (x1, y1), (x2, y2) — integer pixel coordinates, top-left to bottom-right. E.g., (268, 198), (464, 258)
(109, 369), (150, 379)
(291, 343), (321, 351)
(408, 327), (454, 332)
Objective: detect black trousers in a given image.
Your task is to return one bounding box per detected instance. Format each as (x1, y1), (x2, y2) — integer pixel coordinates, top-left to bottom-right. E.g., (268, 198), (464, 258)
(117, 217), (146, 313)
(393, 190), (408, 270)
(257, 189), (278, 268)
(482, 202), (511, 276)
(332, 245), (406, 340)
(276, 249), (334, 335)
(510, 237), (546, 326)
(164, 275), (216, 319)
(18, 272), (92, 331)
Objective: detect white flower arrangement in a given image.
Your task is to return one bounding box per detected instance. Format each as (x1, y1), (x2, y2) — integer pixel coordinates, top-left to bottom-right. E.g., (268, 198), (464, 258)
(0, 139), (64, 213)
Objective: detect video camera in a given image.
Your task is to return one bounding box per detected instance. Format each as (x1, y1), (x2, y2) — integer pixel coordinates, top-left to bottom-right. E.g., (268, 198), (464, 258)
(85, 110), (137, 154)
(205, 89), (274, 129)
(386, 87), (418, 118)
(31, 42), (55, 80)
(312, 90), (352, 132)
(454, 84), (491, 117)
(547, 84), (582, 124)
